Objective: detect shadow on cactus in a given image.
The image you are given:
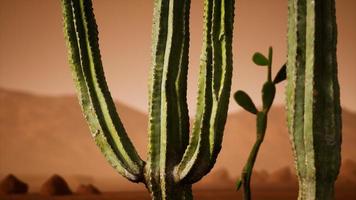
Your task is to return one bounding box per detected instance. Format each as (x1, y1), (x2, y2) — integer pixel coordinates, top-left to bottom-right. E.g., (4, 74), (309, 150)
(234, 47), (286, 200)
(61, 0), (234, 199)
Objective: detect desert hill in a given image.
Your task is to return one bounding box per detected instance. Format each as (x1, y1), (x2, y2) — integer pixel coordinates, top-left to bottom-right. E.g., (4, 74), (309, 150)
(0, 88), (147, 191)
(0, 88), (355, 191)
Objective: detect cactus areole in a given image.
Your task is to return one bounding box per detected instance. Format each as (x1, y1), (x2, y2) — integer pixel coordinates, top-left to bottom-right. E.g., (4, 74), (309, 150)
(286, 0), (341, 199)
(61, 0), (234, 199)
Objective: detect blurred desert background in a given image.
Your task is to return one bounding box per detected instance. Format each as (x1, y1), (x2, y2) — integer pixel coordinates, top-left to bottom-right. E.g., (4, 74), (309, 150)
(0, 0), (355, 199)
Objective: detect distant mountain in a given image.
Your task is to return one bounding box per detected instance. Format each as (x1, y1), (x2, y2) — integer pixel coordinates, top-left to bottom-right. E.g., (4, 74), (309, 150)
(1, 88), (355, 191)
(0, 88), (148, 191)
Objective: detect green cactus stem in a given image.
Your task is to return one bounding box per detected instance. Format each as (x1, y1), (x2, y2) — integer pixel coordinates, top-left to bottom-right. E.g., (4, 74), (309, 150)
(61, 0), (234, 199)
(286, 0), (341, 199)
(234, 47), (286, 200)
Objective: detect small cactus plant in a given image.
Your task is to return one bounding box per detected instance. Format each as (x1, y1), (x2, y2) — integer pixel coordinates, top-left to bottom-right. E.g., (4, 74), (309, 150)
(234, 47), (286, 200)
(286, 0), (341, 199)
(61, 0), (234, 199)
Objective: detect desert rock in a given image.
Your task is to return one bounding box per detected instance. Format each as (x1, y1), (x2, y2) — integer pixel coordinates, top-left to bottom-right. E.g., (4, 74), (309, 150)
(40, 174), (72, 195)
(0, 174), (28, 195)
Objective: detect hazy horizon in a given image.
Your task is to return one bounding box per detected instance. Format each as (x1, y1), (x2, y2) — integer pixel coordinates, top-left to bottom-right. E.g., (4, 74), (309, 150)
(1, 88), (355, 193)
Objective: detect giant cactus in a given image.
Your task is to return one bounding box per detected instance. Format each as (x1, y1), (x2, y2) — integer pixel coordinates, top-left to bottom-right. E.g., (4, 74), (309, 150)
(61, 0), (234, 199)
(286, 0), (341, 199)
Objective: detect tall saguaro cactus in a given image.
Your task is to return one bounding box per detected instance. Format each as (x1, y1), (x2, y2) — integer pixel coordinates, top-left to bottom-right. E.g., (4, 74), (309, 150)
(286, 0), (341, 199)
(61, 0), (234, 199)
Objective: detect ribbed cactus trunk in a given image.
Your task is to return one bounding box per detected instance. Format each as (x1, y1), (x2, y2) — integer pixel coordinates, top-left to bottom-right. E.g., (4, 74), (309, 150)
(61, 0), (234, 199)
(286, 0), (341, 199)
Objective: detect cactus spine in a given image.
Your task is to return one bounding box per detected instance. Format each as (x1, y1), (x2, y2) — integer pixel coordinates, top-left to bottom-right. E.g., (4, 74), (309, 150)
(61, 0), (234, 199)
(286, 0), (341, 199)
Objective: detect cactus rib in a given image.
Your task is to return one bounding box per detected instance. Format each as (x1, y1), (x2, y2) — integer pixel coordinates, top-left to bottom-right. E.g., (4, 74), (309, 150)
(286, 0), (341, 199)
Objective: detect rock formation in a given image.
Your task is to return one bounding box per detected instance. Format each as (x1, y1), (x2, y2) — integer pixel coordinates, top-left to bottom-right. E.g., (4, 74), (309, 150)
(0, 174), (28, 195)
(40, 174), (72, 195)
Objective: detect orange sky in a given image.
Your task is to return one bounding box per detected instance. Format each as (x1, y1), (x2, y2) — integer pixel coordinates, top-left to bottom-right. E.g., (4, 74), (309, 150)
(0, 0), (355, 113)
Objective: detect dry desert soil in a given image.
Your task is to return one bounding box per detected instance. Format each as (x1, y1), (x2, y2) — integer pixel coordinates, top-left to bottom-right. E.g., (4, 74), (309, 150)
(1, 188), (355, 200)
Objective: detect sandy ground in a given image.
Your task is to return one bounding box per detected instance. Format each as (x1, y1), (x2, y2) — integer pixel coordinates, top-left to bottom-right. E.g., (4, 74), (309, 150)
(1, 188), (355, 200)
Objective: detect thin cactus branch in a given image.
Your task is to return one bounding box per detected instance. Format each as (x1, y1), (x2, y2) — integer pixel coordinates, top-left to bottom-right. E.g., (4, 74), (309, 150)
(234, 47), (286, 200)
